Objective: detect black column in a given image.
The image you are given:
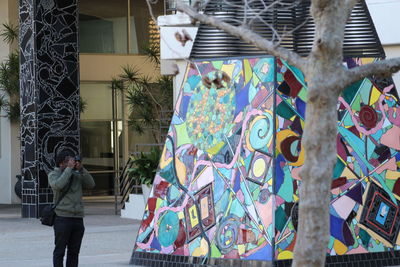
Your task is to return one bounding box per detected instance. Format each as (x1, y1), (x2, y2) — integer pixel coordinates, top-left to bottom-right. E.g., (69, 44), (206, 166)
(19, 0), (80, 218)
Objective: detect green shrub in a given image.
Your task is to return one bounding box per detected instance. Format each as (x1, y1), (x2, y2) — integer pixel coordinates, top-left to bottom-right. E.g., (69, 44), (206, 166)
(128, 147), (161, 185)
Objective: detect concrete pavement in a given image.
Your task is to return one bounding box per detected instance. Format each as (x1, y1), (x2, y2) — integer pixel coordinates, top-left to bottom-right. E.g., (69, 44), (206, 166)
(3, 202), (399, 267)
(0, 201), (141, 267)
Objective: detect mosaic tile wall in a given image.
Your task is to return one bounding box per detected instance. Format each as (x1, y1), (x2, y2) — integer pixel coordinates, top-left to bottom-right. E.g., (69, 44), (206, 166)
(132, 56), (400, 265)
(19, 0), (80, 218)
(134, 57), (276, 262)
(275, 58), (400, 259)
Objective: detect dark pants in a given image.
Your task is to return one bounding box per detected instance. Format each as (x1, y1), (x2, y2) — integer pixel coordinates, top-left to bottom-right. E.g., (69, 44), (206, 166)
(53, 216), (85, 267)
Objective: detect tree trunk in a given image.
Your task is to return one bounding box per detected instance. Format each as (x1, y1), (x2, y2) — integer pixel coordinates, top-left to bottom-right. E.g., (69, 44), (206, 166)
(292, 1), (349, 265)
(292, 75), (340, 266)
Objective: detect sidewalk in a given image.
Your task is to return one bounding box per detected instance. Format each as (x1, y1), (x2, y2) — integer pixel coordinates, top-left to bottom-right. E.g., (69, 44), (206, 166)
(0, 201), (141, 267)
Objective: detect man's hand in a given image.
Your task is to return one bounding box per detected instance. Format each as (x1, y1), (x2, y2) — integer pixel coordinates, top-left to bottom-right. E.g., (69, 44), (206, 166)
(67, 157), (76, 169)
(75, 161), (83, 171)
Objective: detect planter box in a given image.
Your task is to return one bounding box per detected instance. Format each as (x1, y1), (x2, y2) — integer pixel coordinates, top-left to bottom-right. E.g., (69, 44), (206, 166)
(120, 194), (146, 220)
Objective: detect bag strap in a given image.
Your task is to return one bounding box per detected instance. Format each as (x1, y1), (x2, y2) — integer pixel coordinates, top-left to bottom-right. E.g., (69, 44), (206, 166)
(53, 175), (74, 209)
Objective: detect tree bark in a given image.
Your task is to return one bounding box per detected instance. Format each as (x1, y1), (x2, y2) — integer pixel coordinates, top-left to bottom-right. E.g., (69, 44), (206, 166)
(292, 1), (350, 266)
(292, 71), (340, 267)
(346, 57), (400, 85)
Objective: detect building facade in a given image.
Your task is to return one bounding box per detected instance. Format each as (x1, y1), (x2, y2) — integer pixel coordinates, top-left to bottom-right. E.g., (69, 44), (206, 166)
(0, 0), (167, 204)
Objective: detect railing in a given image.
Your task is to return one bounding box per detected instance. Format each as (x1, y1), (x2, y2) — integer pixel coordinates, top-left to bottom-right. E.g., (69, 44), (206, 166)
(159, 109), (173, 143)
(120, 143), (165, 210)
(165, 0), (191, 12)
(119, 110), (173, 209)
(119, 156), (135, 210)
(131, 143), (165, 158)
(165, 0), (205, 13)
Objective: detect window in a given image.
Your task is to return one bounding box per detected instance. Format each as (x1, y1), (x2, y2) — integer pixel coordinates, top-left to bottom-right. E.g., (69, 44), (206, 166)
(79, 0), (163, 54)
(80, 83), (123, 120)
(79, 0), (128, 53)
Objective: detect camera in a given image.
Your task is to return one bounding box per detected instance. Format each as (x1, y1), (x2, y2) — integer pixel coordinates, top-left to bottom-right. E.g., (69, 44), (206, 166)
(74, 155), (81, 162)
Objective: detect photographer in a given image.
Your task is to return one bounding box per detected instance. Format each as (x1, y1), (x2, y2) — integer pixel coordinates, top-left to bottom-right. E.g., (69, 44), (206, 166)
(48, 149), (95, 267)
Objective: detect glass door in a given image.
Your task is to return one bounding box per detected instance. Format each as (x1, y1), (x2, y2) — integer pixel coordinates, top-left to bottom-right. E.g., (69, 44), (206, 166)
(80, 82), (124, 196)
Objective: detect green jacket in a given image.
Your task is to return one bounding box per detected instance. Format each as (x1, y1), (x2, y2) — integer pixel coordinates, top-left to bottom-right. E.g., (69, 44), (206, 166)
(48, 167), (95, 218)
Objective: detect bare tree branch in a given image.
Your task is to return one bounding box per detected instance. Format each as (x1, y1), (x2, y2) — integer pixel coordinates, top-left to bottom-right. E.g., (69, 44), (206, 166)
(176, 1), (307, 71)
(344, 0), (359, 18)
(345, 0), (359, 9)
(345, 57), (400, 87)
(312, 0), (330, 11)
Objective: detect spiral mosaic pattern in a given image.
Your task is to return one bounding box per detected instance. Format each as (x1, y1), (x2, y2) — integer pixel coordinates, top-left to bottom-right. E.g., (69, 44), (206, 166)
(359, 105), (378, 129)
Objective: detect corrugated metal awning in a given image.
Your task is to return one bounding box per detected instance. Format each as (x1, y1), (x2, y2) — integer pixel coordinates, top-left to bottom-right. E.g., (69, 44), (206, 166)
(191, 0), (385, 59)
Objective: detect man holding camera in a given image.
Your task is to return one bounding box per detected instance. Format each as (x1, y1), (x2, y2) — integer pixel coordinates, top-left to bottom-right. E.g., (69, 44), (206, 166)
(48, 149), (95, 267)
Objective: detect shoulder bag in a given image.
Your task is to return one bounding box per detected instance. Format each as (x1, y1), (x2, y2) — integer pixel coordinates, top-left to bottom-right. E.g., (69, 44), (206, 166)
(40, 177), (73, 226)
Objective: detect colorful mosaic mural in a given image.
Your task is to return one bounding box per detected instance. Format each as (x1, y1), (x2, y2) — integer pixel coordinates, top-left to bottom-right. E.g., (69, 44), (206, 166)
(275, 57), (400, 259)
(134, 57), (276, 261)
(133, 56), (400, 262)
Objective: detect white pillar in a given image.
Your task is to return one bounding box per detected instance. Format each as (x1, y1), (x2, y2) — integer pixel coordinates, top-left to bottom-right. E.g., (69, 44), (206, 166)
(367, 0), (400, 88)
(0, 0), (20, 204)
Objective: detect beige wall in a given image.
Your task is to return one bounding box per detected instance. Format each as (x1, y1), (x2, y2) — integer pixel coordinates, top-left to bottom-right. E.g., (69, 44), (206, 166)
(80, 54), (160, 82)
(8, 0), (18, 31)
(0, 0), (9, 62)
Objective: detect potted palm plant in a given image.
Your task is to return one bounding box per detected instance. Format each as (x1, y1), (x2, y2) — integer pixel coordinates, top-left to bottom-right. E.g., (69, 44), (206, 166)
(128, 147), (161, 202)
(112, 45), (173, 144)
